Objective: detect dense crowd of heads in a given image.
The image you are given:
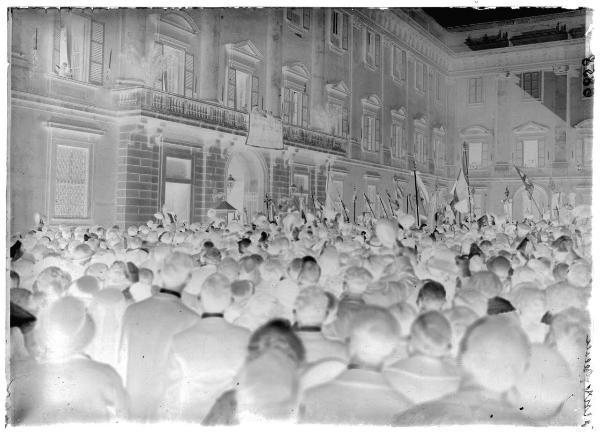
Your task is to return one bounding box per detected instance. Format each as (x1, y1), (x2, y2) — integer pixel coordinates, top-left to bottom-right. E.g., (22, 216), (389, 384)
(7, 206), (592, 425)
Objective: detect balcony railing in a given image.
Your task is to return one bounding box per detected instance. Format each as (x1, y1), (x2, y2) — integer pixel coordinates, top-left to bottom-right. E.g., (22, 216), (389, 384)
(115, 87), (248, 132)
(283, 124), (347, 155)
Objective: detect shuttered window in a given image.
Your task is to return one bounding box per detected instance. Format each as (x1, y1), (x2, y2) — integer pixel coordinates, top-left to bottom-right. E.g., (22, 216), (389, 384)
(89, 20), (104, 84)
(184, 53), (194, 98)
(330, 10), (349, 51)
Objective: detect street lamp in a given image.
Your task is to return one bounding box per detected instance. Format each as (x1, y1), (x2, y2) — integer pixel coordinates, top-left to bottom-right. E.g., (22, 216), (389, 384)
(226, 174), (236, 193)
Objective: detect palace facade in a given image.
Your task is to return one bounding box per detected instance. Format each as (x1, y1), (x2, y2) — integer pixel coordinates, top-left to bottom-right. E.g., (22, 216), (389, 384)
(9, 8), (593, 233)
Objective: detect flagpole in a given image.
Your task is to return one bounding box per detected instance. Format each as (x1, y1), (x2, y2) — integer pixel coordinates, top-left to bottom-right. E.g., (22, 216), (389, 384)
(353, 192), (356, 223)
(462, 142), (474, 228)
(411, 156), (420, 226)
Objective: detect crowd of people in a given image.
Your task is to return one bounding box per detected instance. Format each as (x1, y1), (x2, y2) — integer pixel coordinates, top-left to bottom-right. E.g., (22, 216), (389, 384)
(7, 205), (592, 425)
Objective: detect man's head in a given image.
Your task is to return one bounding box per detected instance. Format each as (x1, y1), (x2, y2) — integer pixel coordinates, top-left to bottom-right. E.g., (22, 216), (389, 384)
(343, 266), (373, 296)
(409, 310), (452, 357)
(160, 252), (194, 291)
(200, 272), (232, 314)
(293, 286), (330, 327)
(459, 316), (531, 393)
(348, 306), (400, 369)
(416, 280), (446, 311)
(298, 257), (321, 286)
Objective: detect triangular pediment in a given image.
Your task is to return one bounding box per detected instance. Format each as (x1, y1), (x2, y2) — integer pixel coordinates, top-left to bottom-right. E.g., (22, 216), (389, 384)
(513, 121), (549, 135)
(361, 94), (382, 108)
(230, 40), (264, 61)
(282, 62), (310, 81)
(326, 80), (351, 97)
(460, 124), (491, 137)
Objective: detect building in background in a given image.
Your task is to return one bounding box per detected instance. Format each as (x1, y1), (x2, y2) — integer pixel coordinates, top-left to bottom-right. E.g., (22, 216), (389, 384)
(8, 8), (593, 233)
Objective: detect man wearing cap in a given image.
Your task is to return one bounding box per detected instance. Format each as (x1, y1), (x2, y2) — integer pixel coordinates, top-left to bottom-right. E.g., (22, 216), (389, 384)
(119, 251), (200, 421)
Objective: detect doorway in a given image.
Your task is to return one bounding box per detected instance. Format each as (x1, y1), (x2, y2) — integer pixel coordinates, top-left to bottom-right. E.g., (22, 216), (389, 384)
(226, 150), (266, 224)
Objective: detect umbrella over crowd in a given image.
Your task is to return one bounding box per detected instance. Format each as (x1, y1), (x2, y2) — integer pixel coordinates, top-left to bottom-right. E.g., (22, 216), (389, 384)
(6, 202), (592, 426)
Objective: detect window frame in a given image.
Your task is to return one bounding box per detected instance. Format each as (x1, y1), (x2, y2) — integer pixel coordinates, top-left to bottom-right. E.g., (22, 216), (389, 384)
(161, 152), (194, 223)
(329, 9), (349, 54)
(519, 71), (543, 101)
(54, 12), (94, 83)
(391, 107), (407, 160)
(285, 8), (311, 32)
(468, 77), (483, 105)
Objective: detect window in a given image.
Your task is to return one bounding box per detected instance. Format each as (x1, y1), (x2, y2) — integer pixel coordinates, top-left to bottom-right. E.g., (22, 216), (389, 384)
(225, 41), (262, 110)
(235, 70), (250, 111)
(523, 140), (539, 168)
(436, 72), (442, 101)
(468, 142), (482, 169)
(286, 8), (310, 30)
(155, 42), (195, 97)
(162, 44), (185, 95)
(365, 184), (379, 215)
(293, 173), (310, 210)
(415, 131), (426, 163)
(228, 68), (259, 112)
(392, 47), (407, 81)
(392, 123), (405, 158)
(362, 114), (381, 152)
(434, 135), (445, 168)
(328, 102), (348, 138)
(468, 77), (483, 104)
(330, 10), (349, 51)
(164, 156), (192, 223)
(576, 136), (593, 166)
(416, 62), (424, 91)
(53, 13), (105, 84)
(54, 144), (90, 219)
(520, 71), (541, 99)
(283, 88), (308, 127)
(365, 29), (380, 68)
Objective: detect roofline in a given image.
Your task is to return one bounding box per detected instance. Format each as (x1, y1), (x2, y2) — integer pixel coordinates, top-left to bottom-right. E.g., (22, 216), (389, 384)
(441, 8), (588, 32)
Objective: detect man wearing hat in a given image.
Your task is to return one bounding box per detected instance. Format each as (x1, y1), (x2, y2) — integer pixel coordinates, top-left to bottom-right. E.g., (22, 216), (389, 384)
(9, 297), (128, 424)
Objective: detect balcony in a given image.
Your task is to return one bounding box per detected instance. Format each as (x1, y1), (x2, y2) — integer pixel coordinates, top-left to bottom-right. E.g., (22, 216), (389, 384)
(283, 124), (347, 155)
(114, 87), (248, 134)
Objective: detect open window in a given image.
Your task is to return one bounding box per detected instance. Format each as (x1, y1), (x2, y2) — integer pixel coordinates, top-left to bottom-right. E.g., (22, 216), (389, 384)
(361, 95), (382, 152)
(53, 10), (104, 84)
(225, 41), (263, 112)
(391, 107), (407, 159)
(460, 125), (493, 169)
(282, 63), (310, 127)
(326, 81), (350, 138)
(513, 121), (549, 168)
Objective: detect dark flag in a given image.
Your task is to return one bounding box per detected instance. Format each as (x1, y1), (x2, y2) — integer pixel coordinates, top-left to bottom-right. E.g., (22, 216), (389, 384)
(514, 165), (534, 196)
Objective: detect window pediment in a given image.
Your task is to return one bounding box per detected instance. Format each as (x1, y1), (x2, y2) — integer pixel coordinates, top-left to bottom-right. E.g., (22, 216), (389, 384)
(326, 81), (350, 101)
(282, 63), (310, 91)
(361, 94), (382, 114)
(433, 125), (446, 136)
(391, 106), (407, 120)
(160, 12), (199, 35)
(413, 113), (428, 130)
(460, 125), (491, 138)
(513, 121), (549, 136)
(574, 118), (592, 132)
(226, 40), (264, 71)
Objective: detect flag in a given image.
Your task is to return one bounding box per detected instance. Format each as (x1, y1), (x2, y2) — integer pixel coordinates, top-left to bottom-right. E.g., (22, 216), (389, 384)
(386, 190), (399, 210)
(415, 171), (429, 206)
(461, 142), (470, 185)
(450, 168), (469, 213)
(514, 165), (534, 196)
(396, 184), (404, 204)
